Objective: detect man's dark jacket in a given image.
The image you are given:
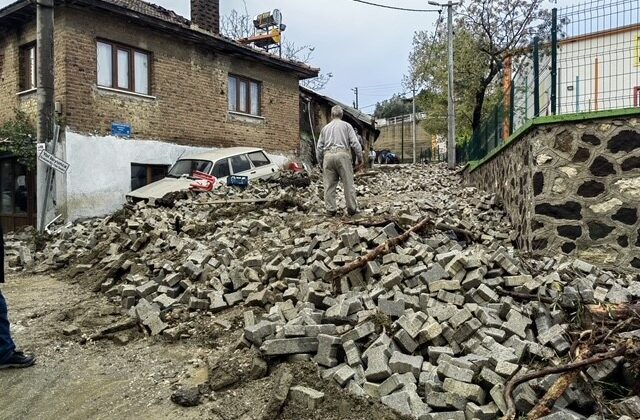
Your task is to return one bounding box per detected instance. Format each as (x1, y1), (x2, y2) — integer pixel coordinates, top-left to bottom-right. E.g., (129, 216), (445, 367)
(0, 224), (4, 283)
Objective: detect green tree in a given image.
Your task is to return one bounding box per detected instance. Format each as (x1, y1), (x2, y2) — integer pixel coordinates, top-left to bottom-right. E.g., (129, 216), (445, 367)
(373, 94), (414, 119)
(409, 0), (549, 139)
(0, 110), (37, 169)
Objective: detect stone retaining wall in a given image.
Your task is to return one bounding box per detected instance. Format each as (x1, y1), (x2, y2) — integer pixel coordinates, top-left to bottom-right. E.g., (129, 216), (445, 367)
(465, 115), (640, 272)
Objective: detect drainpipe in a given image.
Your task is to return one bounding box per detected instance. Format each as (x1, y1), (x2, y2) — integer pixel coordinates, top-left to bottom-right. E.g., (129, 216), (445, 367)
(305, 98), (317, 165)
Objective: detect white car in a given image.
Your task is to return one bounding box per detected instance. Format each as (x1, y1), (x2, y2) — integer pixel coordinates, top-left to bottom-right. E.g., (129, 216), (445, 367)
(126, 147), (280, 202)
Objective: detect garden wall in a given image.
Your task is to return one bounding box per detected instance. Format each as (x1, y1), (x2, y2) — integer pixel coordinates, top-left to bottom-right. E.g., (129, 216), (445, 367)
(464, 111), (640, 272)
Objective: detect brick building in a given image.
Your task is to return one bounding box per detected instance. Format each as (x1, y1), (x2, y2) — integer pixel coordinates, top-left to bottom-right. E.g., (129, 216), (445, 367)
(0, 0), (318, 228)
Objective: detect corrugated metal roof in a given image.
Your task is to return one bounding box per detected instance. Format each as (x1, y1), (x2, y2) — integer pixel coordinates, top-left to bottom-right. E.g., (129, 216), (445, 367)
(300, 86), (375, 126)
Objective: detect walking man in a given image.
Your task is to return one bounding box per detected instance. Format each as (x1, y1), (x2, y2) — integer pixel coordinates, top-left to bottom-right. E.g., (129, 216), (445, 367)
(0, 224), (35, 369)
(316, 105), (363, 216)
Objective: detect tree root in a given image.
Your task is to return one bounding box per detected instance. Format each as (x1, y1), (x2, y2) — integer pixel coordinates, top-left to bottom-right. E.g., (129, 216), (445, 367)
(500, 344), (632, 420)
(328, 216), (435, 293)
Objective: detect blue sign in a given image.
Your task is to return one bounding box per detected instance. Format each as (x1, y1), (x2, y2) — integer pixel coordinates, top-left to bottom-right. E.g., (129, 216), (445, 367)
(111, 122), (132, 138)
(228, 175), (249, 188)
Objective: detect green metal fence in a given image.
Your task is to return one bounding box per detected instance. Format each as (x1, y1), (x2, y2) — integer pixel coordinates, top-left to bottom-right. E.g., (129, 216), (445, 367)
(459, 0), (640, 163)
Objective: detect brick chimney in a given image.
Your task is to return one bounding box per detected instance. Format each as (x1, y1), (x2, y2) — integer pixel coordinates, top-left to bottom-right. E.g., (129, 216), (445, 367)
(191, 0), (220, 34)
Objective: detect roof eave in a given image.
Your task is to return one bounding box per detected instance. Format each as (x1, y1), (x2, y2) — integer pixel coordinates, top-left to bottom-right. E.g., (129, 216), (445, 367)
(0, 0), (319, 80)
(301, 86), (381, 140)
(70, 0), (319, 79)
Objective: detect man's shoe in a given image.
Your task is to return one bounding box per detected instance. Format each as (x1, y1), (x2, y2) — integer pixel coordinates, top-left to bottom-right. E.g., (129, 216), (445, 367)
(326, 210), (337, 217)
(0, 351), (36, 369)
(347, 209), (361, 217)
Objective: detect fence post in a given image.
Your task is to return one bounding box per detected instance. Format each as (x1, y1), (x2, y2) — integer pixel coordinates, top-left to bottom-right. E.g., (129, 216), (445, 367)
(533, 36), (540, 117)
(551, 8), (558, 115)
(509, 81), (515, 135)
(494, 106), (500, 150)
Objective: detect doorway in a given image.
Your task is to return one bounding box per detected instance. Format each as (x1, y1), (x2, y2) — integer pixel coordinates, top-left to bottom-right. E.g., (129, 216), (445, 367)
(0, 155), (37, 232)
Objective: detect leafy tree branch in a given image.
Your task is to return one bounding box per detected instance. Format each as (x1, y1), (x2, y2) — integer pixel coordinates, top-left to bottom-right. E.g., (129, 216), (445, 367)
(0, 109), (37, 170)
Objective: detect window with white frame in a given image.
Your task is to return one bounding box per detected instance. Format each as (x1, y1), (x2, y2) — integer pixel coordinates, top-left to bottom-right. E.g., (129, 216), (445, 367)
(97, 40), (151, 95)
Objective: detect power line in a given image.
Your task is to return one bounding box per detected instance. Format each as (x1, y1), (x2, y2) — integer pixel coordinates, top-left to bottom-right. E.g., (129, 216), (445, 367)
(358, 82), (404, 90)
(360, 92), (411, 110)
(351, 0), (439, 13)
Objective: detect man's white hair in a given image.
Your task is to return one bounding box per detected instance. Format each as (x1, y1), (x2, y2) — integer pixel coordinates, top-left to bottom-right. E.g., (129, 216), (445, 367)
(331, 105), (344, 120)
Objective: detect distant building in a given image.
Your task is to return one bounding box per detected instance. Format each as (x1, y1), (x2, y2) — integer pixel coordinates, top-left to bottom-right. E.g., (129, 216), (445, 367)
(512, 23), (640, 128)
(375, 113), (434, 162)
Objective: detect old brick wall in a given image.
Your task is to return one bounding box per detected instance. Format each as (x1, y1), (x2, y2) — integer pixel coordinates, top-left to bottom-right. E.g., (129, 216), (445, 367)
(0, 16), (68, 126)
(0, 22), (38, 123)
(465, 116), (640, 272)
(60, 6), (301, 154)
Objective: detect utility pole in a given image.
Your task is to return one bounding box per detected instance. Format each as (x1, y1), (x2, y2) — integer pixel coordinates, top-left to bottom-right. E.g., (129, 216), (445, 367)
(412, 84), (417, 164)
(37, 0), (55, 232)
(352, 87), (359, 109)
(401, 116), (404, 163)
(37, 0), (54, 145)
(429, 0), (459, 169)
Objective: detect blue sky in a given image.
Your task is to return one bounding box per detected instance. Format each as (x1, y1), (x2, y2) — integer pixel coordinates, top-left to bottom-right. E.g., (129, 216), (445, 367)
(1, 0), (585, 110)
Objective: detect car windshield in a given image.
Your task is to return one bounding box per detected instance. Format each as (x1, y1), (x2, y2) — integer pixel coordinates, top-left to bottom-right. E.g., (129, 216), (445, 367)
(167, 159), (213, 178)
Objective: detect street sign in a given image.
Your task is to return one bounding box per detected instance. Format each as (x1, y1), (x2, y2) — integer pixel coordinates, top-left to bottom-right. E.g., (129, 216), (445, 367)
(38, 150), (70, 174)
(111, 122), (132, 138)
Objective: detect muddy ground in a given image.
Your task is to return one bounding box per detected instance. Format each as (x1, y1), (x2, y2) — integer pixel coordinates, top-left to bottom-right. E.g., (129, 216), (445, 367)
(0, 273), (401, 420)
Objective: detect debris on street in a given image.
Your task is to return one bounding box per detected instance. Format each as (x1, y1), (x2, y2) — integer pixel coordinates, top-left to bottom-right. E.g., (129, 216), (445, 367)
(5, 164), (640, 419)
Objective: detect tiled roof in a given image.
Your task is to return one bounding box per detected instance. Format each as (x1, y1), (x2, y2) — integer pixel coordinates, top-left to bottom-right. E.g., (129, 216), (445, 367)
(103, 0), (191, 27)
(0, 0), (319, 78)
(103, 0), (317, 76)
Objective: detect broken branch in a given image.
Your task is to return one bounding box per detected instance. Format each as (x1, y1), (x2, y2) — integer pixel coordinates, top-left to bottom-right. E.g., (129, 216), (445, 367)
(80, 318), (139, 344)
(585, 303), (640, 322)
(327, 216), (435, 293)
(342, 218), (400, 228)
(342, 219), (479, 242)
(501, 344), (631, 420)
(526, 345), (590, 419)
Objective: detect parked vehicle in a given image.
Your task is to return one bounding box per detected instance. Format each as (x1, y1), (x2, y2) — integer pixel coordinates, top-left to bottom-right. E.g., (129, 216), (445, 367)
(127, 147), (279, 202)
(376, 149), (400, 164)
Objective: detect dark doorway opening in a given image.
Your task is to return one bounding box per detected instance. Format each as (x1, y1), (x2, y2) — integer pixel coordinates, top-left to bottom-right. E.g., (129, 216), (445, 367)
(0, 155), (37, 232)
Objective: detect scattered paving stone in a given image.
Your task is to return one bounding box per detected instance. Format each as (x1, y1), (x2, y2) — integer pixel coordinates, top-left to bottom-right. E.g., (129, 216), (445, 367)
(289, 386), (325, 409)
(7, 165), (638, 420)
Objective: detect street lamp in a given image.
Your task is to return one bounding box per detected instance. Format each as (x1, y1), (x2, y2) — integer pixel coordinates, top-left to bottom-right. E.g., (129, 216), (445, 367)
(428, 1), (459, 169)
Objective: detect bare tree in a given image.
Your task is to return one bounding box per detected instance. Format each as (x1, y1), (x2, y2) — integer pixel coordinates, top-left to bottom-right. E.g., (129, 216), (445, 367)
(220, 2), (252, 39)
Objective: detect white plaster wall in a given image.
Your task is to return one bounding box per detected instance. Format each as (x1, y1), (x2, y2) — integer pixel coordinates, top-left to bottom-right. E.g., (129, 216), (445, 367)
(558, 29), (640, 113)
(63, 130), (288, 221)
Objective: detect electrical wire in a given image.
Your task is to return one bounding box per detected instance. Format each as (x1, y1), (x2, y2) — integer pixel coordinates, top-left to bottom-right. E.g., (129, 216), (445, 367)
(351, 0), (439, 13)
